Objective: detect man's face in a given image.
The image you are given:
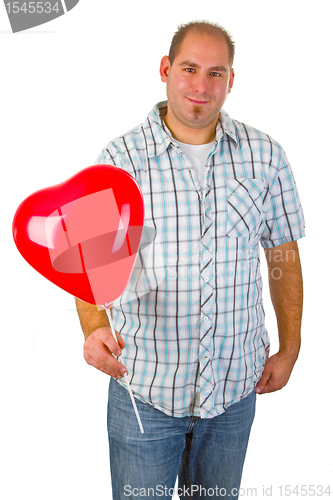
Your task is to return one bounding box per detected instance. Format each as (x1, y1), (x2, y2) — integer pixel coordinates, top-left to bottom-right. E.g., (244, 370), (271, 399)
(160, 32), (234, 137)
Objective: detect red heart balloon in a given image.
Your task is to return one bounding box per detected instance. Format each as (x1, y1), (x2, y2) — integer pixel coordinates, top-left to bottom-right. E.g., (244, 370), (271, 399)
(12, 165), (144, 307)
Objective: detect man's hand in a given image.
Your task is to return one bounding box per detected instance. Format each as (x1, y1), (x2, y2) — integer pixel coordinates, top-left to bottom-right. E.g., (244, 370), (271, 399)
(255, 351), (297, 394)
(83, 326), (128, 379)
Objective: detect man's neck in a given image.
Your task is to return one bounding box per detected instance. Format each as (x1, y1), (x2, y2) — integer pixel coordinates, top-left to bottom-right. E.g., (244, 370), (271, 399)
(162, 112), (218, 145)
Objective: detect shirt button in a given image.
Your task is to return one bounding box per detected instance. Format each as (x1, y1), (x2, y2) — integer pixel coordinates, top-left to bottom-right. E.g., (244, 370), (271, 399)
(204, 316), (208, 321)
(204, 277), (209, 282)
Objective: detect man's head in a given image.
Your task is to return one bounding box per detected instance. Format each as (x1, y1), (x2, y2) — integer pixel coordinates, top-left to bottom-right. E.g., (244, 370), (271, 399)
(160, 21), (235, 144)
(169, 21), (235, 70)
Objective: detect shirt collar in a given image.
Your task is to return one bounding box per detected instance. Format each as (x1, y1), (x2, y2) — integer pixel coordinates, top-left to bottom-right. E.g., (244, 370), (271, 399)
(218, 109), (239, 147)
(144, 101), (238, 159)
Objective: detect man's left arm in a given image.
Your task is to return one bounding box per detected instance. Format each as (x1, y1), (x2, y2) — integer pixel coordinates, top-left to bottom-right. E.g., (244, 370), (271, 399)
(255, 240), (303, 394)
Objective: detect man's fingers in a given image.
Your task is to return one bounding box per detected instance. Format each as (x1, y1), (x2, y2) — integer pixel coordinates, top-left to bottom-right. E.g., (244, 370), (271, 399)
(83, 327), (128, 378)
(255, 366), (272, 394)
(255, 353), (294, 394)
(115, 330), (126, 350)
(99, 328), (123, 357)
(85, 345), (127, 377)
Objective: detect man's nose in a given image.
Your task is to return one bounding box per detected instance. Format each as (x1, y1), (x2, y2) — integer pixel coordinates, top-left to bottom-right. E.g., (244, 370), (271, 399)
(192, 73), (209, 94)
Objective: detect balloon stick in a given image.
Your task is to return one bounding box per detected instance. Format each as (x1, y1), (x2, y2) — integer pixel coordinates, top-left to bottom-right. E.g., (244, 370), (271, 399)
(105, 307), (144, 434)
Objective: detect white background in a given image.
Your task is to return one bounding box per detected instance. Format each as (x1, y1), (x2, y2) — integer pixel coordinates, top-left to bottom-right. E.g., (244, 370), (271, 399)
(1, 1), (332, 498)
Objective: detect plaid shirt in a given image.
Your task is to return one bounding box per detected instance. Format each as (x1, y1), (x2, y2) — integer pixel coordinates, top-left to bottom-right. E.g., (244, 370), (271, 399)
(95, 101), (305, 418)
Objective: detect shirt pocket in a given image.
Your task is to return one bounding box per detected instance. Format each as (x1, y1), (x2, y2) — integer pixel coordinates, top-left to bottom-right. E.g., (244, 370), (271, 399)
(226, 178), (265, 238)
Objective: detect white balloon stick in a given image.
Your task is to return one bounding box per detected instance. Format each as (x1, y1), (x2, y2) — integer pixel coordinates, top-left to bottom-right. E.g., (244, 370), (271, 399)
(105, 307), (144, 434)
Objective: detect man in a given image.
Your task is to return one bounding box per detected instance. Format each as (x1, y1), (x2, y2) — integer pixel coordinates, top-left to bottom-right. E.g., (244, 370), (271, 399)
(76, 21), (304, 499)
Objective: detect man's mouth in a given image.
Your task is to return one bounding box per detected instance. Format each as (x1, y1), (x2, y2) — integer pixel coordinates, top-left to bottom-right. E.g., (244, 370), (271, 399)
(187, 97), (209, 105)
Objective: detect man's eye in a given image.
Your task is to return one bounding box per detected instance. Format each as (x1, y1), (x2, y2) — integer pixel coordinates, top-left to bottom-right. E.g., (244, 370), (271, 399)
(185, 68), (195, 73)
(211, 72), (221, 77)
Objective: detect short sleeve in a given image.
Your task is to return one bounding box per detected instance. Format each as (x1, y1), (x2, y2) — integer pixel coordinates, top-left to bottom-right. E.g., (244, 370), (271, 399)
(94, 142), (136, 179)
(260, 150), (305, 248)
(95, 144), (123, 168)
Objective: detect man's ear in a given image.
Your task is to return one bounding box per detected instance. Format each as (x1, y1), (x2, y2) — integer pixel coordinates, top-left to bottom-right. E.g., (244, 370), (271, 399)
(160, 56), (171, 82)
(228, 68), (235, 94)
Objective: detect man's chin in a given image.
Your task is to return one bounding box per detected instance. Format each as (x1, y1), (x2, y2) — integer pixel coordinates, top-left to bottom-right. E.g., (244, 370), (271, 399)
(192, 105), (203, 114)
(183, 112), (212, 129)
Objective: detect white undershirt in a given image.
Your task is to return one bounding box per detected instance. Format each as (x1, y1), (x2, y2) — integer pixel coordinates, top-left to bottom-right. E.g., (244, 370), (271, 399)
(174, 140), (215, 193)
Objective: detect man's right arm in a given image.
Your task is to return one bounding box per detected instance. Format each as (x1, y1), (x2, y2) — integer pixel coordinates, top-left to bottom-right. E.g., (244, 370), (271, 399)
(75, 298), (128, 379)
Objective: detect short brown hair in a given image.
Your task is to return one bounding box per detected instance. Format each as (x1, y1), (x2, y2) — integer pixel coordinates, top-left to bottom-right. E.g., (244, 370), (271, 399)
(169, 20), (235, 69)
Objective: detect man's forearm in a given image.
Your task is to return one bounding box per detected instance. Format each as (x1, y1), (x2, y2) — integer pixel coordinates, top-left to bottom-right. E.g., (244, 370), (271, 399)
(255, 241), (303, 394)
(264, 241), (303, 359)
(75, 298), (110, 340)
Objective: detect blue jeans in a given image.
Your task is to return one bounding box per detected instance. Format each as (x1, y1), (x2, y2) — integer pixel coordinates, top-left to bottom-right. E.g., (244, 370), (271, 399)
(107, 377), (256, 500)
